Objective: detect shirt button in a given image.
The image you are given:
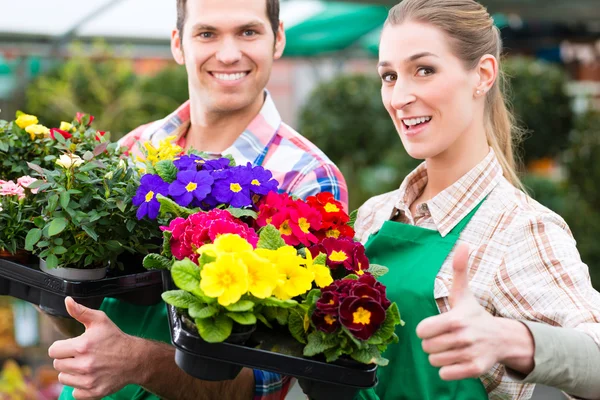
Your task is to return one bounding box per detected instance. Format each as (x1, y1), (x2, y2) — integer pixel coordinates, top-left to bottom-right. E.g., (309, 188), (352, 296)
(418, 203), (429, 213)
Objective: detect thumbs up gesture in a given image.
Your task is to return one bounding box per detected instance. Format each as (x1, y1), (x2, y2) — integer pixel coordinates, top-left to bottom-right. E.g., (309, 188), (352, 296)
(415, 244), (505, 380)
(48, 297), (141, 399)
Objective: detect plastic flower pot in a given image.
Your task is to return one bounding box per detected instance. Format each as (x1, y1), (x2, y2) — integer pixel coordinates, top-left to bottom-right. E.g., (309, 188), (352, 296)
(178, 314), (257, 381)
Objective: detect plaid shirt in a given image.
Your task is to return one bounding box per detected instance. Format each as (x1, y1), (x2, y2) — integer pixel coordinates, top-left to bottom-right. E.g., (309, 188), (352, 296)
(120, 92), (347, 400)
(120, 91), (348, 211)
(354, 149), (600, 399)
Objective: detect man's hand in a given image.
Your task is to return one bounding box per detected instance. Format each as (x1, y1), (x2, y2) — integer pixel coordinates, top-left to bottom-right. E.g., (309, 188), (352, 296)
(416, 244), (535, 380)
(48, 297), (141, 400)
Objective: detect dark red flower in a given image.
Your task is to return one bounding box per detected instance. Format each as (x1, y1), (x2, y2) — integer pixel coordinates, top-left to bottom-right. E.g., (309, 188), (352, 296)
(352, 244), (370, 276)
(312, 310), (340, 334)
(339, 296), (385, 340)
(322, 278), (357, 299)
(316, 291), (340, 313)
(350, 284), (381, 303)
(49, 128), (72, 140)
(358, 274), (391, 309)
(310, 237), (355, 271)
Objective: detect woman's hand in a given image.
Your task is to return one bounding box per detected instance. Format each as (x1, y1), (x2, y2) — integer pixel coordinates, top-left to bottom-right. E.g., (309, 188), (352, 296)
(416, 244), (535, 380)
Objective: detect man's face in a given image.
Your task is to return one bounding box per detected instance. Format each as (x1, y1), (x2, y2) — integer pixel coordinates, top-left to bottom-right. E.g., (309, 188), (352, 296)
(171, 0), (285, 115)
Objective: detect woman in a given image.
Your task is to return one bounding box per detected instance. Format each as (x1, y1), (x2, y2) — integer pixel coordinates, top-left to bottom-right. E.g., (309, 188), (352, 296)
(354, 0), (600, 399)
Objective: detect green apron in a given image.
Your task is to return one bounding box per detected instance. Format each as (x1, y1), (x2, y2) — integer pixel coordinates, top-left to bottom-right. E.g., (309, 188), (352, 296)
(59, 300), (170, 400)
(355, 201), (488, 400)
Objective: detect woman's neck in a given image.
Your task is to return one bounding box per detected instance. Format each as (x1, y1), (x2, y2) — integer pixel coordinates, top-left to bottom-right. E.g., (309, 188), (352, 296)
(411, 127), (490, 213)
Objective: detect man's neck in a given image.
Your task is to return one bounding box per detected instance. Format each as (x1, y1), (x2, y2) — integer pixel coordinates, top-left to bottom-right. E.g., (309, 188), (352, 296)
(185, 93), (265, 153)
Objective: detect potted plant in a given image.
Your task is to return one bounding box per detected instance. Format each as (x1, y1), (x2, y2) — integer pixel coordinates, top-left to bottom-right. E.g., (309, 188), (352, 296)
(24, 138), (160, 280)
(0, 177), (38, 263)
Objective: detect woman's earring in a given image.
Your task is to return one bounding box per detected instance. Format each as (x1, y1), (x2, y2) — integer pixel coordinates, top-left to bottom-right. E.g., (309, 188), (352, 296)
(476, 89), (482, 95)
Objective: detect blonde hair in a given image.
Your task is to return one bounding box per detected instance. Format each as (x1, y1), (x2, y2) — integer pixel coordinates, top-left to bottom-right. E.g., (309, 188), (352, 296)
(386, 0), (523, 187)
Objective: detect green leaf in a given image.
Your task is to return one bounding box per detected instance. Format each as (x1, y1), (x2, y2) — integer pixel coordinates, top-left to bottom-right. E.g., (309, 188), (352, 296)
(48, 218), (68, 237)
(367, 264), (389, 278)
(196, 315), (233, 343)
(368, 303), (400, 345)
(171, 259), (212, 301)
(81, 225), (98, 241)
(53, 246), (68, 255)
(26, 179), (45, 190)
(256, 313), (273, 329)
(162, 231), (172, 258)
(189, 304), (219, 319)
(116, 200), (126, 213)
(306, 289), (322, 306)
(351, 345), (388, 366)
(324, 347), (344, 363)
(303, 332), (339, 357)
(105, 240), (122, 251)
(224, 300), (255, 312)
(264, 307), (289, 325)
(126, 219), (136, 233)
(60, 191), (71, 209)
(348, 209), (358, 229)
(45, 254), (59, 269)
(47, 194), (59, 213)
(33, 217), (45, 228)
(259, 297), (298, 308)
(226, 312), (257, 325)
(157, 194), (198, 218)
(257, 225), (286, 250)
(288, 308), (308, 344)
(25, 228), (42, 251)
(225, 207), (258, 220)
(313, 253), (327, 266)
(143, 253), (173, 270)
(154, 160), (178, 183)
(161, 290), (200, 308)
(197, 251), (216, 269)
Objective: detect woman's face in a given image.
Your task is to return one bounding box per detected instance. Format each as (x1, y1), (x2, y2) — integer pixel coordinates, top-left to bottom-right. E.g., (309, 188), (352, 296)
(378, 21), (484, 161)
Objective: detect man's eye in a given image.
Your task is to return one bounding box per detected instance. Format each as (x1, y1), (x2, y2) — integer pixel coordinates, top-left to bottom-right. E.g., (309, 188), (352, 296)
(242, 30), (257, 37)
(198, 32), (213, 38)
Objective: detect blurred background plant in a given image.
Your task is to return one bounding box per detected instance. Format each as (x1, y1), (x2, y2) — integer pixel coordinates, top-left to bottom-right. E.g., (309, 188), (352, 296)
(25, 42), (188, 141)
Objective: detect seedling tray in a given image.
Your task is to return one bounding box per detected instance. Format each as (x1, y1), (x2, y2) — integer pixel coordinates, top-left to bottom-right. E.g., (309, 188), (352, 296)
(163, 272), (377, 399)
(0, 256), (163, 317)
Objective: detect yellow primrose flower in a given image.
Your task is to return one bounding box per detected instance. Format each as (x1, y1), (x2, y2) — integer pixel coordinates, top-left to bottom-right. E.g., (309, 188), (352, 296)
(15, 114), (38, 129)
(255, 247), (314, 299)
(273, 262), (315, 300)
(199, 234), (254, 258)
(25, 124), (50, 140)
(200, 253), (249, 306)
(239, 251), (282, 299)
(59, 121), (74, 132)
(56, 154), (84, 169)
(304, 250), (333, 288)
(142, 135), (182, 165)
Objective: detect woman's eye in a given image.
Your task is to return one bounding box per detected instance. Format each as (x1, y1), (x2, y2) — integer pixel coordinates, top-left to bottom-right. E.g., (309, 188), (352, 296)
(381, 73), (397, 83)
(416, 67), (434, 77)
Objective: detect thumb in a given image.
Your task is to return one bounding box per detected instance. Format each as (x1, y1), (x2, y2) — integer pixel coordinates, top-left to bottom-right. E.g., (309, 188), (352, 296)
(65, 297), (102, 329)
(449, 243), (471, 305)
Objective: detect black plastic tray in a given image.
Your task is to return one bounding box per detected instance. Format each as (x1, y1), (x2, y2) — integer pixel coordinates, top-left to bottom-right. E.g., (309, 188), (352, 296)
(0, 257), (163, 317)
(163, 272), (378, 399)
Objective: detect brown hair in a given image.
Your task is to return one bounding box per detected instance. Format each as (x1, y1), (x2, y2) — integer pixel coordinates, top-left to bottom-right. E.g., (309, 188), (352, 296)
(386, 0), (523, 187)
(176, 0), (280, 40)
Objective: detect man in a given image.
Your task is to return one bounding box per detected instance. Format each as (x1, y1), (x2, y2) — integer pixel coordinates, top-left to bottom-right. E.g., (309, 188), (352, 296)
(48, 1), (347, 399)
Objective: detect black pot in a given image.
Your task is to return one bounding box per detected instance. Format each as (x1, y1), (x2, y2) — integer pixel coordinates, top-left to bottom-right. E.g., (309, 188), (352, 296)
(177, 314), (257, 381)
